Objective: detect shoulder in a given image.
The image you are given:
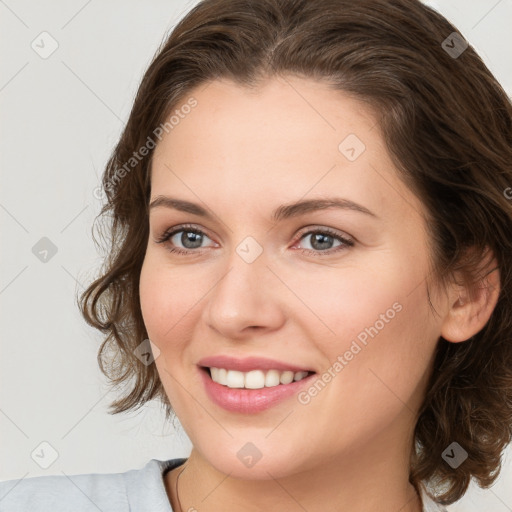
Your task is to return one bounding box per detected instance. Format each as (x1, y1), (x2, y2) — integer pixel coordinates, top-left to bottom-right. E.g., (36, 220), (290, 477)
(0, 458), (186, 512)
(0, 469), (126, 512)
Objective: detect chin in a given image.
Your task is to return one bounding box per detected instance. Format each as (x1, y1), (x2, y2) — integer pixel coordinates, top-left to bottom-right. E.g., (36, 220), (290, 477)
(197, 442), (311, 481)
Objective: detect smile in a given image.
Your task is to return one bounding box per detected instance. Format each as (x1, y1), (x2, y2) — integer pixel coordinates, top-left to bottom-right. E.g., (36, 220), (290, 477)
(207, 367), (313, 389)
(199, 366), (317, 414)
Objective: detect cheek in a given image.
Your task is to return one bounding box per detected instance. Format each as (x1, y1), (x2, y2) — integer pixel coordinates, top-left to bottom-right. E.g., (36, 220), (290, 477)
(139, 256), (205, 413)
(298, 253), (436, 391)
(139, 254), (204, 341)
(327, 289), (434, 394)
(290, 253), (430, 348)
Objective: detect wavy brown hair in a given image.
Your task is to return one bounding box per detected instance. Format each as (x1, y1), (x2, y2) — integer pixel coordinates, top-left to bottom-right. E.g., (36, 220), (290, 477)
(78, 0), (512, 506)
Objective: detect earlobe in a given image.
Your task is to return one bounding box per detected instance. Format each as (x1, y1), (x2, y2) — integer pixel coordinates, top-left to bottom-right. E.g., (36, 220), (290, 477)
(440, 250), (500, 343)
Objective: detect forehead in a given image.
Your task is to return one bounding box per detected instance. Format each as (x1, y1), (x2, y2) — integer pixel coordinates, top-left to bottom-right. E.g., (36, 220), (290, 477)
(154, 75), (379, 163)
(150, 76), (425, 223)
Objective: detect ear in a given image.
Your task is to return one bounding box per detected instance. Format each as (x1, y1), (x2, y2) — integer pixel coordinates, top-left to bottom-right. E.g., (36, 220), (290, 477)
(440, 247), (500, 343)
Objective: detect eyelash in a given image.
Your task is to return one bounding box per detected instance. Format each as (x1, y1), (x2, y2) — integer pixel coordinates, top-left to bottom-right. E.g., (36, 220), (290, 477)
(154, 223), (354, 257)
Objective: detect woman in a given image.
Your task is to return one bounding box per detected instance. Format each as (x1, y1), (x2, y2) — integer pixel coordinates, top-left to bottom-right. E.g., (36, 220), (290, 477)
(1, 0), (511, 511)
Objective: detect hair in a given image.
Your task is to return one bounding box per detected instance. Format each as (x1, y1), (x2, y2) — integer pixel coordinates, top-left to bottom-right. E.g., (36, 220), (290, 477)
(78, 0), (512, 506)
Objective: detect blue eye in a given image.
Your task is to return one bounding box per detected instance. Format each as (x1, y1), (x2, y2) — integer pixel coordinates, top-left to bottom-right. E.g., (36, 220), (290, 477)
(155, 224), (354, 257)
(155, 224), (214, 255)
(296, 228), (354, 255)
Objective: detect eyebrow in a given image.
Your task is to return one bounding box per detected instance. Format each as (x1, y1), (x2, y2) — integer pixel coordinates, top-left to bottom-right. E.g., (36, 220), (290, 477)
(149, 195), (378, 222)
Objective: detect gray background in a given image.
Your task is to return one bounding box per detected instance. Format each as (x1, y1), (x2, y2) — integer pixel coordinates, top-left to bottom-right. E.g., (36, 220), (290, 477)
(1, 1), (511, 510)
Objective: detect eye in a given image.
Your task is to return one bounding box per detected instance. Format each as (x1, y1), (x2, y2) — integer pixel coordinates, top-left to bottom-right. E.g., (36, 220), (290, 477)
(154, 224), (216, 255)
(293, 227), (354, 256)
(154, 224), (354, 257)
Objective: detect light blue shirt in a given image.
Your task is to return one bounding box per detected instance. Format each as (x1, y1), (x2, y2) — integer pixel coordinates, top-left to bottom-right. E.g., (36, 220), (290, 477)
(0, 458), (186, 511)
(0, 457), (447, 511)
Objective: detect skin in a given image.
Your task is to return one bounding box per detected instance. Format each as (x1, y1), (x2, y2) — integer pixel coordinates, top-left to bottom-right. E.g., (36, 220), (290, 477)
(139, 75), (500, 512)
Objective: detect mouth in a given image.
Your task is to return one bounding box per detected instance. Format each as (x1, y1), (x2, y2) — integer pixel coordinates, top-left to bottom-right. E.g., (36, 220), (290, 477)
(199, 366), (316, 389)
(198, 365), (317, 413)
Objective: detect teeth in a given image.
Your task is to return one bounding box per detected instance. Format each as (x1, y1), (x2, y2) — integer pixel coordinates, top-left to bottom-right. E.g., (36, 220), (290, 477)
(279, 370), (294, 385)
(246, 370), (265, 389)
(265, 369), (280, 387)
(209, 367), (310, 389)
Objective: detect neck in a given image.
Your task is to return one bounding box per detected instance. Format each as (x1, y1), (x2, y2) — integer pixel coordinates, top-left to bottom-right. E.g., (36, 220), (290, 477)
(166, 421), (422, 512)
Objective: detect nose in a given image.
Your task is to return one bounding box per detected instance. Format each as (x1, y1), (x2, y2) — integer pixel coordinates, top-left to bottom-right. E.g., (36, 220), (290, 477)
(202, 247), (286, 338)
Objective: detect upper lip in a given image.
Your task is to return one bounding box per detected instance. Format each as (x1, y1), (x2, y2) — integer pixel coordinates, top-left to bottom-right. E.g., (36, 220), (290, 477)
(198, 355), (314, 373)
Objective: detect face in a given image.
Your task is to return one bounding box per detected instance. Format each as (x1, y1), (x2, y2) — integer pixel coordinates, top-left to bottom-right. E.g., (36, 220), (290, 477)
(139, 75), (445, 480)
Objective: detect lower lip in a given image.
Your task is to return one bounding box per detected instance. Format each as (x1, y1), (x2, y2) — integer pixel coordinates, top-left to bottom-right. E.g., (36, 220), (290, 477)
(199, 367), (316, 414)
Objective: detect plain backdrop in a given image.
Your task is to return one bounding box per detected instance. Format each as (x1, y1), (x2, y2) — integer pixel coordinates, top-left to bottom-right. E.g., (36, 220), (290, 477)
(1, 1), (511, 510)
